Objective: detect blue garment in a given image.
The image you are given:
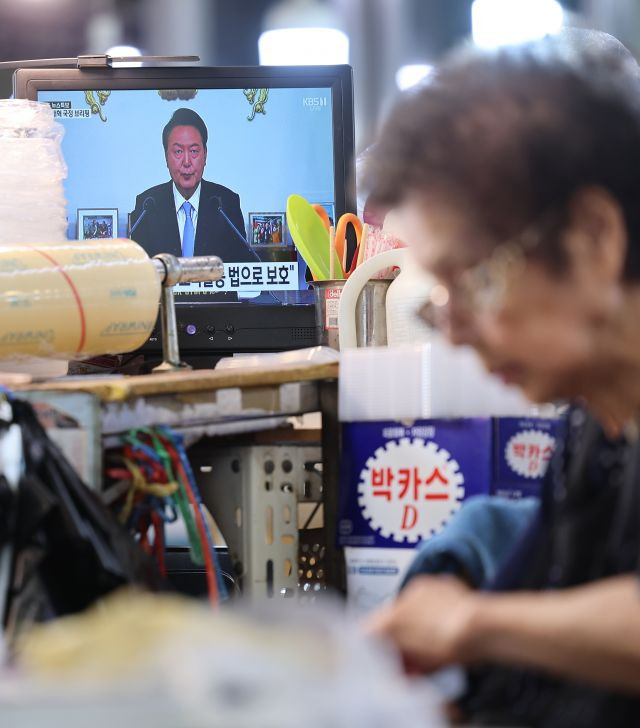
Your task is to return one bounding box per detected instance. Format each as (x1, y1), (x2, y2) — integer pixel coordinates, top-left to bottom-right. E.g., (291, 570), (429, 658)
(401, 495), (538, 590)
(181, 200), (195, 257)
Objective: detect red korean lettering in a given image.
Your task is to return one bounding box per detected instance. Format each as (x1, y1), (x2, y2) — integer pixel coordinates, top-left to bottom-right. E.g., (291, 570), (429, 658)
(401, 505), (418, 530)
(371, 467), (393, 501)
(425, 467), (448, 485)
(424, 467), (449, 500)
(513, 443), (526, 458)
(397, 467), (423, 500)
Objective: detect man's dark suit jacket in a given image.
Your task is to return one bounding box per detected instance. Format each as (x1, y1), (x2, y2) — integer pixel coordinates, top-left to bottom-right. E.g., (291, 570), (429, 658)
(129, 179), (254, 262)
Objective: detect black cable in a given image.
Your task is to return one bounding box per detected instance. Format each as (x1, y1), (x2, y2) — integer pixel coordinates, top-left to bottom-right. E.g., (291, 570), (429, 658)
(301, 501), (322, 531)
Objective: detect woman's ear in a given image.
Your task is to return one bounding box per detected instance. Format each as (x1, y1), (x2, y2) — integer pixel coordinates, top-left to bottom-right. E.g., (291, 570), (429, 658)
(563, 187), (627, 289)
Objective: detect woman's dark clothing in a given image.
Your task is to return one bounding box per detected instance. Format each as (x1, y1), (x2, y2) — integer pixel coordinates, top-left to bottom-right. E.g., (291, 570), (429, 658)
(461, 408), (640, 728)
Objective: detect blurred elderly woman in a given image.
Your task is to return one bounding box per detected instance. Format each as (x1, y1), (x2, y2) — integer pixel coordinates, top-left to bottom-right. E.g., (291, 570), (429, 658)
(366, 34), (640, 727)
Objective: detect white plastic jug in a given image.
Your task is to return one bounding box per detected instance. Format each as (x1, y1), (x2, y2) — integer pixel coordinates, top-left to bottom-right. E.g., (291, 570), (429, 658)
(338, 248), (435, 348)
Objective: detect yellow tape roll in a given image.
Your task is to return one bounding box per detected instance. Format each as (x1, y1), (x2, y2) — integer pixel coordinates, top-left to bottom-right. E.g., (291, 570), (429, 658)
(0, 239), (160, 359)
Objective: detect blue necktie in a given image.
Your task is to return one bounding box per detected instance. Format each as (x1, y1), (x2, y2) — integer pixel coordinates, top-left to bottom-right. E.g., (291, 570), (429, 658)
(181, 200), (195, 257)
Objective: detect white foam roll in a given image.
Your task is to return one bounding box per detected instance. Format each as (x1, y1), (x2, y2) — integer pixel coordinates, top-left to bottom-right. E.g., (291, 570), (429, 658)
(0, 239), (161, 359)
(0, 139), (67, 180)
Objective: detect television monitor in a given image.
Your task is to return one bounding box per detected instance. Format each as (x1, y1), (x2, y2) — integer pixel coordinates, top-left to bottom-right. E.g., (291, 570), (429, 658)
(13, 65), (355, 358)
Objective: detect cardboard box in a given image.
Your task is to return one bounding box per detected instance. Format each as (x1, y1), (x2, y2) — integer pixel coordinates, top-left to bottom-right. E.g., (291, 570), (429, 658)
(492, 416), (566, 499)
(338, 418), (493, 548)
(344, 546), (418, 616)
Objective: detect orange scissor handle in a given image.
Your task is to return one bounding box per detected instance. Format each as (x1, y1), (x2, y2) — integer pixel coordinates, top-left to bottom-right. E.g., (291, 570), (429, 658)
(311, 205), (363, 278)
(312, 204), (331, 231)
(335, 213), (362, 277)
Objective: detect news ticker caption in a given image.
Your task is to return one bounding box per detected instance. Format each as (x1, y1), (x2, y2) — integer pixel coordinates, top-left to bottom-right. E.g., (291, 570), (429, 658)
(176, 262), (299, 293)
(49, 101), (91, 119)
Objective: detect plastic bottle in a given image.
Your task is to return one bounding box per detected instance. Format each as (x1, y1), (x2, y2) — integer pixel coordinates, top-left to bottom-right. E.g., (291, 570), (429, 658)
(338, 247), (434, 348)
(384, 251), (434, 346)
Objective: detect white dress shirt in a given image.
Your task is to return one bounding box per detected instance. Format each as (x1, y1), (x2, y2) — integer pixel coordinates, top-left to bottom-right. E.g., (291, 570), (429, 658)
(172, 182), (201, 247)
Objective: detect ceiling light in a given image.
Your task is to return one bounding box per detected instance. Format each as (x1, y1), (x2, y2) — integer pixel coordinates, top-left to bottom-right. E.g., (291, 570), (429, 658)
(472, 0), (564, 49)
(259, 27), (348, 65)
(395, 64), (434, 91)
(259, 0), (349, 65)
(106, 45), (143, 68)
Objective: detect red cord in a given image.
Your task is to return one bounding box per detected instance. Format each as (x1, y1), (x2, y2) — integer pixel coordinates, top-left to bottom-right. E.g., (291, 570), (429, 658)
(159, 439), (218, 607)
(119, 434), (218, 605)
(151, 510), (167, 577)
(123, 444), (166, 481)
(28, 245), (87, 353)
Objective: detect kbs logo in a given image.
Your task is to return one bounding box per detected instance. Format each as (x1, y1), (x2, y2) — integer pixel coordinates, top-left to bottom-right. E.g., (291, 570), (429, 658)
(302, 96), (328, 109)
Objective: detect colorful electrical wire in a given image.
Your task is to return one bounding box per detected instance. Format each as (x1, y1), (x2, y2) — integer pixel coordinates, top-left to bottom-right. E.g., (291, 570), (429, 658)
(157, 427), (227, 601)
(107, 426), (227, 606)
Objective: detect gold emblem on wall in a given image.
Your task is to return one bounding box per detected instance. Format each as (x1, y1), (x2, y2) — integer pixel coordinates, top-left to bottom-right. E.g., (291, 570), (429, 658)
(157, 90), (199, 101)
(84, 90), (111, 122)
(243, 88), (269, 121)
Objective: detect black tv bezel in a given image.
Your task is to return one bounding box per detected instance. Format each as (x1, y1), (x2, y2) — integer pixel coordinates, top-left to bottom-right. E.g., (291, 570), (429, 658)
(13, 64), (355, 355)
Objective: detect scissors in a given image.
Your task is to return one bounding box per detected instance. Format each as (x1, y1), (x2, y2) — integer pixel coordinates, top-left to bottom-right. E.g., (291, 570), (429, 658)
(312, 204), (363, 278)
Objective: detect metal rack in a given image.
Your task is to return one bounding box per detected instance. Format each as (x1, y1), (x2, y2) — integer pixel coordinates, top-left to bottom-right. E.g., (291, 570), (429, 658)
(15, 362), (345, 596)
(192, 442), (323, 599)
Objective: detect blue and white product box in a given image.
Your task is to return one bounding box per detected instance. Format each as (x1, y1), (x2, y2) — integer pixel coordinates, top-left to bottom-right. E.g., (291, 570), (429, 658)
(492, 416), (566, 499)
(343, 546), (419, 616)
(338, 419), (493, 549)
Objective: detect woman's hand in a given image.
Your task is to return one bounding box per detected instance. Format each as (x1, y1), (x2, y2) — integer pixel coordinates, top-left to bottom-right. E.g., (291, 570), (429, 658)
(365, 575), (481, 673)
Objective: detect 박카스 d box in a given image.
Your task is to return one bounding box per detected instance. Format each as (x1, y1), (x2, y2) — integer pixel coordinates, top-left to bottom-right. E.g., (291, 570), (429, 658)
(492, 416), (566, 499)
(338, 419), (493, 549)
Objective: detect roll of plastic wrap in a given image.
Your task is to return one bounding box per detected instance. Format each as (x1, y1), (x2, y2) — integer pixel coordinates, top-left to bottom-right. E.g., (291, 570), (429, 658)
(0, 239), (160, 359)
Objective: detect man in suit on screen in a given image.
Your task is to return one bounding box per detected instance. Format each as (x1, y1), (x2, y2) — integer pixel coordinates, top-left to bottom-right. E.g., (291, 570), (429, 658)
(129, 107), (254, 263)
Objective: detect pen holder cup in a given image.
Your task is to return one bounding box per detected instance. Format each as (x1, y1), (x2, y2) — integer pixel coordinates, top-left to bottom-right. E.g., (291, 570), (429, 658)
(311, 278), (391, 350)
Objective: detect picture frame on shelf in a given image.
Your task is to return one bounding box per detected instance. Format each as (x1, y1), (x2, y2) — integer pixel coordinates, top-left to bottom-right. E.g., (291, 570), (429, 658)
(248, 212), (286, 246)
(77, 208), (118, 240)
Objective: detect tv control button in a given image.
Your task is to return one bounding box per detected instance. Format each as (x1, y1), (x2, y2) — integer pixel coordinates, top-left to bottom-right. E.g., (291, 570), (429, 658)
(206, 325), (216, 334)
(185, 324), (197, 336)
(225, 324), (235, 335)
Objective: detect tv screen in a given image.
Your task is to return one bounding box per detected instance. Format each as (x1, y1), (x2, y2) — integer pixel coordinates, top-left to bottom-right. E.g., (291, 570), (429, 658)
(14, 66), (355, 354)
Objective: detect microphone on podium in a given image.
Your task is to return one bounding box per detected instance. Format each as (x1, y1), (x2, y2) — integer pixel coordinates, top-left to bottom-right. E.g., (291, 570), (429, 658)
(129, 195), (156, 236)
(210, 196), (279, 303)
(210, 195), (261, 263)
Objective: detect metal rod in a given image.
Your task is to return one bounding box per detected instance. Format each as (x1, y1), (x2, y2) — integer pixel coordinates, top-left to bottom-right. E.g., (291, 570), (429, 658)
(174, 255), (224, 283)
(0, 54), (200, 70)
(155, 285), (189, 372)
(151, 253), (224, 373)
(152, 253), (223, 286)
